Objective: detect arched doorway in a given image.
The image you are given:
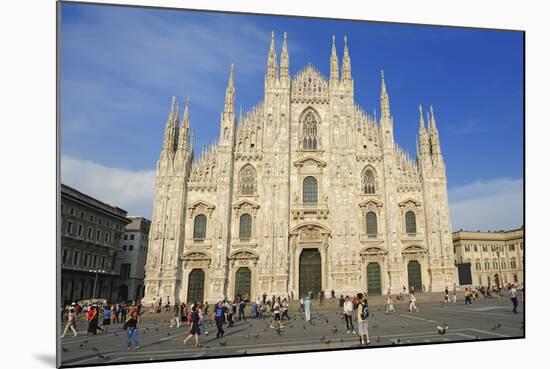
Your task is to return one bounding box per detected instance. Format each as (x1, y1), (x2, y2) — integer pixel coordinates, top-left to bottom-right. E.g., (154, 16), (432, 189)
(118, 285), (128, 302)
(299, 249), (322, 298)
(407, 260), (422, 291)
(187, 269), (205, 303)
(367, 262), (382, 295)
(235, 267), (251, 301)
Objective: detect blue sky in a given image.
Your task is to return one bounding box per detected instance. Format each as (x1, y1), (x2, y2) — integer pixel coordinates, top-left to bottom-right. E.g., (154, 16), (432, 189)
(60, 3), (524, 231)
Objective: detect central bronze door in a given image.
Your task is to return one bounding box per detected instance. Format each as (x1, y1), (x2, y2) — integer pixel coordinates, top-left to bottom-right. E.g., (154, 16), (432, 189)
(367, 262), (382, 295)
(187, 269), (205, 303)
(234, 267), (251, 300)
(299, 249), (322, 298)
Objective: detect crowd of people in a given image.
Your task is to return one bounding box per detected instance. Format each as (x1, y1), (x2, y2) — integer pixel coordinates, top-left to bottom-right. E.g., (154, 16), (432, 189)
(61, 283), (522, 353)
(60, 301), (144, 350)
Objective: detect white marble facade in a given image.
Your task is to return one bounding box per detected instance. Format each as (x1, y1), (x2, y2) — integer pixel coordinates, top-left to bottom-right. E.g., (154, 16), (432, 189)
(143, 32), (456, 304)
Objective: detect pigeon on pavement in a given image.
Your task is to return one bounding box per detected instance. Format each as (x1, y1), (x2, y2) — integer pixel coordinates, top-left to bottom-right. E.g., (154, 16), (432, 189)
(437, 323), (449, 335)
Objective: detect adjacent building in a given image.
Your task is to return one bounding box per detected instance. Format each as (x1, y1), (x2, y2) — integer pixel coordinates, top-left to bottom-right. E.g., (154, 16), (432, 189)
(452, 228), (524, 287)
(119, 216), (151, 303)
(60, 184), (131, 305)
(143, 32), (457, 305)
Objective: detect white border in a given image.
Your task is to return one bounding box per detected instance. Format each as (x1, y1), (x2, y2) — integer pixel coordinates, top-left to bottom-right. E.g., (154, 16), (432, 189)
(1, 0), (547, 368)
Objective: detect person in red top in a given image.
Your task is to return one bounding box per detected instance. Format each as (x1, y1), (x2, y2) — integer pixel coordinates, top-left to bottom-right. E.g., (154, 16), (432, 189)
(86, 305), (100, 335)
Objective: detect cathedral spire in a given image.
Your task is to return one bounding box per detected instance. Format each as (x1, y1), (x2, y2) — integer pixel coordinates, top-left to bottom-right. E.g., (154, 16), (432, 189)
(224, 64), (235, 113)
(429, 105), (441, 156)
(280, 32), (290, 85)
(266, 31), (278, 84)
(341, 35), (352, 83)
(380, 70), (390, 119)
(163, 96), (178, 152)
(330, 35), (339, 84)
(419, 104), (426, 134)
(177, 96), (190, 151)
(238, 104), (243, 126)
(430, 105), (438, 132)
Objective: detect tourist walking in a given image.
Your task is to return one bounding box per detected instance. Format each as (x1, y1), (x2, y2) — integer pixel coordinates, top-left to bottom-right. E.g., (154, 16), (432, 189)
(227, 300), (236, 327)
(120, 304), (127, 322)
(183, 305), (201, 347)
(385, 291), (395, 314)
(319, 290), (325, 305)
(213, 301), (227, 338)
(444, 286), (450, 303)
(510, 284), (519, 313)
(304, 296), (311, 323)
(343, 296), (356, 334)
(123, 309), (140, 350)
(86, 305), (101, 335)
(170, 302), (181, 328)
(356, 293), (370, 345)
(298, 297), (304, 312)
(281, 298), (290, 320)
(101, 305), (112, 334)
(238, 299), (246, 321)
(271, 298), (283, 329)
(61, 308), (78, 337)
(464, 288), (472, 305)
(409, 292), (419, 312)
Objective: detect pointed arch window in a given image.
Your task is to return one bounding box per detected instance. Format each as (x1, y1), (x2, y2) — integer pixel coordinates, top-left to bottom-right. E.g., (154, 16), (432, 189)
(363, 169), (376, 194)
(302, 112), (318, 150)
(405, 211), (417, 234)
(366, 212), (378, 237)
(303, 176), (318, 204)
(193, 214), (207, 239)
(239, 214), (252, 240)
(239, 165), (256, 195)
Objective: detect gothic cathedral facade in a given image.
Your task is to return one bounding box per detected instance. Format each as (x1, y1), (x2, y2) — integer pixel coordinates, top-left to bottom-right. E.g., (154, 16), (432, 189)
(143, 32), (456, 304)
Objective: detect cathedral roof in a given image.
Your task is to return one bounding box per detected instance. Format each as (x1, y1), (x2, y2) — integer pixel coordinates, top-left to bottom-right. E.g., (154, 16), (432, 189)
(291, 64), (329, 103)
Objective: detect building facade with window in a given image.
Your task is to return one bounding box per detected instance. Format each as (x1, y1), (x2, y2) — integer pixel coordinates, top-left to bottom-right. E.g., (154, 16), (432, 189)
(60, 184), (131, 305)
(452, 228), (524, 287)
(143, 33), (456, 304)
(119, 217), (151, 303)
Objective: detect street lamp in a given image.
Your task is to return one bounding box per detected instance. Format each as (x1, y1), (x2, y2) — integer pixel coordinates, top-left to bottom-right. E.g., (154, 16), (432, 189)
(495, 246), (503, 288)
(89, 268), (106, 299)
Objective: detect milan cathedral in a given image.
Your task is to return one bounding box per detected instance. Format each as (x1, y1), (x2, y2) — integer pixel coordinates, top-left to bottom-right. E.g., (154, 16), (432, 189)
(143, 32), (456, 304)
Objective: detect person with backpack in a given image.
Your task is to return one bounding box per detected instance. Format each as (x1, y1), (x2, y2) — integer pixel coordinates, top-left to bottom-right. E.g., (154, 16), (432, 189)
(183, 305), (201, 348)
(213, 301), (227, 338)
(356, 293), (370, 345)
(343, 296), (356, 334)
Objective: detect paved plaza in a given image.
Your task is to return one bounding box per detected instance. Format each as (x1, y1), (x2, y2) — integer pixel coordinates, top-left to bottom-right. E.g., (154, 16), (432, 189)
(60, 296), (523, 367)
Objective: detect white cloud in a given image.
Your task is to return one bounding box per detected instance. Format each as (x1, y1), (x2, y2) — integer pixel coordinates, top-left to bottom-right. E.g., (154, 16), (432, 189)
(448, 177), (523, 231)
(61, 156), (156, 218)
